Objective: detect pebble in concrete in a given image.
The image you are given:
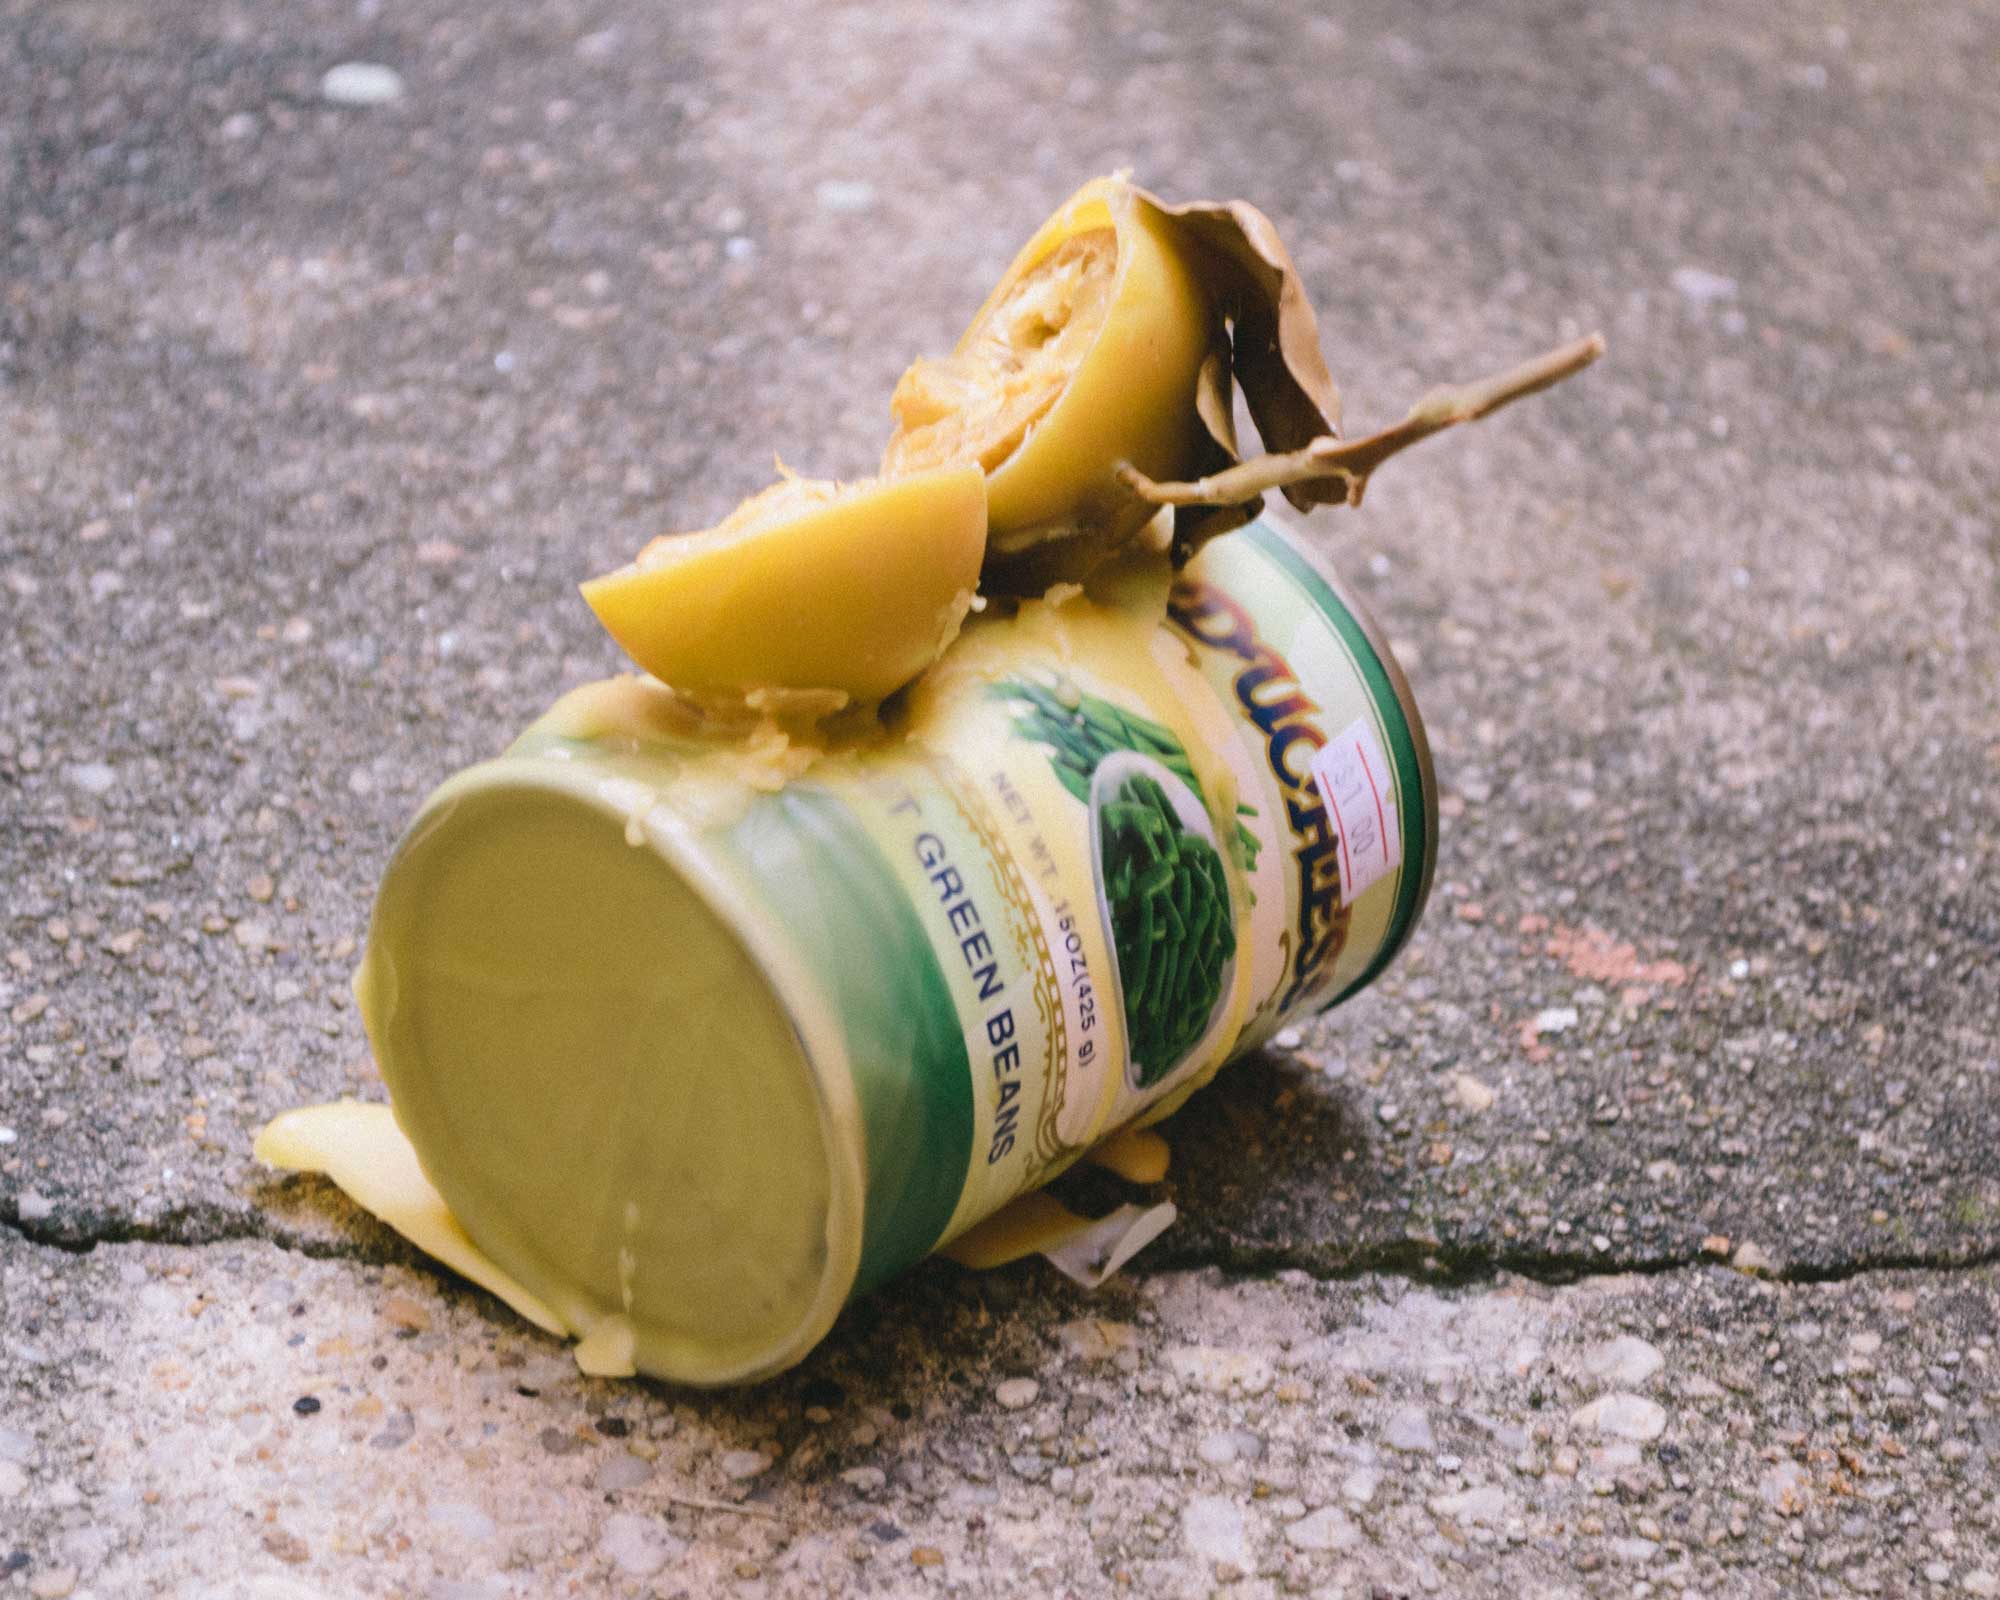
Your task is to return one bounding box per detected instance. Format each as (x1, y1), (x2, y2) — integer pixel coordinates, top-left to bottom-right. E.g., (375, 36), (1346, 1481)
(427, 1502), (497, 1542)
(1055, 1319), (1136, 1362)
(594, 1452), (653, 1492)
(1182, 1495), (1252, 1572)
(1167, 1346), (1273, 1394)
(1286, 1506), (1359, 1551)
(597, 1513), (678, 1578)
(1383, 1405), (1436, 1453)
(1430, 1485), (1508, 1525)
(1571, 1393), (1668, 1442)
(1611, 1536), (1662, 1565)
(1196, 1429), (1263, 1467)
(813, 179), (877, 214)
(1579, 1334), (1665, 1387)
(1671, 264), (1739, 307)
(718, 1449), (771, 1480)
(1759, 1459), (1809, 1513)
(993, 1377), (1039, 1410)
(1451, 1073), (1496, 1113)
(319, 62), (405, 105)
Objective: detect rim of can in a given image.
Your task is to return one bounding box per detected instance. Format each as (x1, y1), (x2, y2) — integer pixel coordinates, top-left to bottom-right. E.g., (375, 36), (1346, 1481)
(371, 754), (870, 1388)
(1250, 514), (1441, 1009)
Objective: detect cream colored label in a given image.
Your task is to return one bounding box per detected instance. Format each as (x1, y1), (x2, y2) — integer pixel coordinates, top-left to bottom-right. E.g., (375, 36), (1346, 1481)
(711, 526), (1428, 1277)
(816, 754), (1119, 1248)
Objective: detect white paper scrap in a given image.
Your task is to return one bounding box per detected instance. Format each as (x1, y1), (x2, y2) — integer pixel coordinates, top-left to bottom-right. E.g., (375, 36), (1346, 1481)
(1039, 1201), (1178, 1289)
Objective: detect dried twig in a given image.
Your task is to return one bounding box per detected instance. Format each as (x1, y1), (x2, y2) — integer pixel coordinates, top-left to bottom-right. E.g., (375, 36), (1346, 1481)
(1120, 333), (1606, 511)
(663, 1493), (789, 1523)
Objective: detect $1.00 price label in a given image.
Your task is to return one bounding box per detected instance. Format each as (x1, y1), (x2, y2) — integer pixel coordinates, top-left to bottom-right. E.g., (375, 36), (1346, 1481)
(1309, 718), (1403, 906)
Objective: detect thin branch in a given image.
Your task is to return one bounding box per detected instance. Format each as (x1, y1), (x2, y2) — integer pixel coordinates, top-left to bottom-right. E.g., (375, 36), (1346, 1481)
(1121, 332), (1606, 510)
(663, 1494), (790, 1523)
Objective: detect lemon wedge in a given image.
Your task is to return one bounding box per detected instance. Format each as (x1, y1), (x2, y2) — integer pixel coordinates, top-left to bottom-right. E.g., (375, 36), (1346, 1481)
(882, 176), (1212, 589)
(581, 463), (987, 703)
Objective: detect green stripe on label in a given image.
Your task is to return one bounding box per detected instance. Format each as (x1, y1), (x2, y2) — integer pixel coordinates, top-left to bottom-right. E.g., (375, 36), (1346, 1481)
(728, 786), (975, 1295)
(1242, 521), (1433, 1009)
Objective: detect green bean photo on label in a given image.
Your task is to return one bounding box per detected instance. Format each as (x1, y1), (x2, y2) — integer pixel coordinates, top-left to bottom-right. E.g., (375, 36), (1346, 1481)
(1094, 772), (1237, 1087)
(990, 675), (1262, 875)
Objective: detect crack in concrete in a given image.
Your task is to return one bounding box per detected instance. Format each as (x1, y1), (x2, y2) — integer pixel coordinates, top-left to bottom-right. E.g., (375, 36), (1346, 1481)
(7, 1201), (1998, 1289)
(1154, 1235), (2000, 1290)
(1, 1200), (393, 1266)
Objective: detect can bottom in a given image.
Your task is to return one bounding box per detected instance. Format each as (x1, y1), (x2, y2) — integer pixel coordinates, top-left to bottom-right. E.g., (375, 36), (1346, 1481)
(360, 770), (858, 1386)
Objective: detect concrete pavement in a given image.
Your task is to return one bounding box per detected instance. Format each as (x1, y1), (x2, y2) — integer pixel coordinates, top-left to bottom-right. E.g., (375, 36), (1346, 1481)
(3, 0), (1996, 1594)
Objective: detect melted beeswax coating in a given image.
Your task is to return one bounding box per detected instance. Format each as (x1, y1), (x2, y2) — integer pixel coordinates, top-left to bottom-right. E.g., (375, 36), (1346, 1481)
(255, 1102), (565, 1337)
(260, 547), (1242, 1387)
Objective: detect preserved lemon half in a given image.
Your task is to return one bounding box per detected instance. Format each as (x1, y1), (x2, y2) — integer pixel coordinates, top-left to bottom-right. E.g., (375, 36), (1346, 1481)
(885, 176), (1605, 590)
(580, 463), (987, 703)
(883, 176), (1213, 590)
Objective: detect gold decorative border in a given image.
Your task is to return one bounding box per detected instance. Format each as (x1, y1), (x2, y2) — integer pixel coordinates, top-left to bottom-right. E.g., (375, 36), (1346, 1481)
(926, 753), (1073, 1187)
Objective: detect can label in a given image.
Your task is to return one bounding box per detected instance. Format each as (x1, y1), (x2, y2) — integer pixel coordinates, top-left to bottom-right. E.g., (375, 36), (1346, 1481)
(1165, 523), (1432, 1032)
(534, 518), (1434, 1297)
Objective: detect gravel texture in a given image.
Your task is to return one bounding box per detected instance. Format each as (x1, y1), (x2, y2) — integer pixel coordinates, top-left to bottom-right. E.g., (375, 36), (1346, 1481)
(4, 1234), (1997, 1598)
(2, 0), (1996, 1594)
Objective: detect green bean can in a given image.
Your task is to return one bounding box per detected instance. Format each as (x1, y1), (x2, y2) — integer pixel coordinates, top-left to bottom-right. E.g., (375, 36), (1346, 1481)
(323, 515), (1437, 1385)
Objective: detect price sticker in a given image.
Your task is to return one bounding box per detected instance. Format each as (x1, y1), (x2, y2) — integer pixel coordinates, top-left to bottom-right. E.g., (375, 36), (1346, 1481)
(1309, 718), (1403, 907)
